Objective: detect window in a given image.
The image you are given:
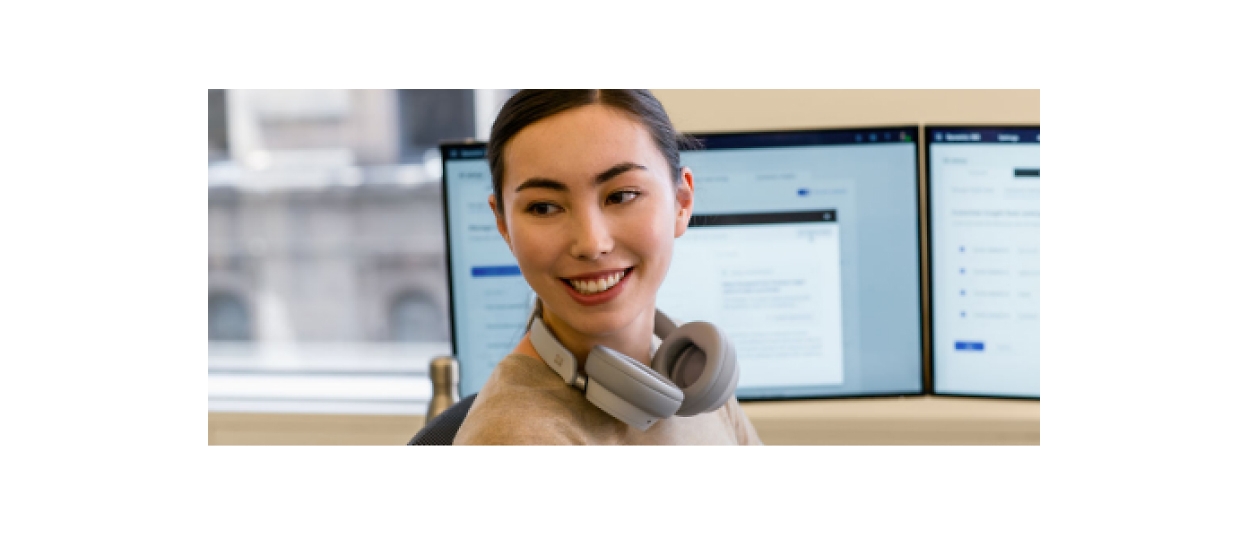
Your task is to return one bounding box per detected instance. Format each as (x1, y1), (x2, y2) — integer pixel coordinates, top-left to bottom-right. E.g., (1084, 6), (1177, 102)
(208, 291), (252, 341)
(390, 291), (446, 343)
(397, 89), (476, 162)
(207, 89), (229, 162)
(207, 89), (512, 415)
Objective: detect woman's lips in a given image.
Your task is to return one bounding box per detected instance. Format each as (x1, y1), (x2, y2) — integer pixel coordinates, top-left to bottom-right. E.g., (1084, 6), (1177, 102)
(560, 267), (633, 306)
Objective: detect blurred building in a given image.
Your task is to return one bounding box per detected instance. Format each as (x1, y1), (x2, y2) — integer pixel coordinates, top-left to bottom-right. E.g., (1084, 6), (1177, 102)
(207, 89), (513, 414)
(207, 89), (515, 345)
(208, 181), (448, 343)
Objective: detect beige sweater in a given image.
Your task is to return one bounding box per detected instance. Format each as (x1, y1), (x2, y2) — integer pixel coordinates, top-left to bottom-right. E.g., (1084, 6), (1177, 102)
(453, 353), (763, 445)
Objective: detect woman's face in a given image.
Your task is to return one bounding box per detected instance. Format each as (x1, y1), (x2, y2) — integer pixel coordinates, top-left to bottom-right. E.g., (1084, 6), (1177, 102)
(490, 104), (693, 349)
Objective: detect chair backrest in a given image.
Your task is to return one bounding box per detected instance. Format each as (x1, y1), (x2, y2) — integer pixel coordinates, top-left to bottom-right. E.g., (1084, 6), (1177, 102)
(407, 393), (478, 445)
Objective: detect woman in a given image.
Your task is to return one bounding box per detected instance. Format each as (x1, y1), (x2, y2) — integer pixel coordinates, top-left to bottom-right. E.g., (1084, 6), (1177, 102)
(453, 90), (762, 445)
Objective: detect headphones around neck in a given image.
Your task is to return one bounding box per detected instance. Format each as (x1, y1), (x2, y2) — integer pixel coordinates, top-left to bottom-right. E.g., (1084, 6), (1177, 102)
(528, 306), (739, 430)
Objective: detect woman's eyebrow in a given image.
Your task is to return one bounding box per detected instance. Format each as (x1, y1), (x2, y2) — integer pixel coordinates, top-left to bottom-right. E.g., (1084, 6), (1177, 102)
(514, 177), (567, 193)
(513, 162), (648, 193)
(594, 162), (647, 185)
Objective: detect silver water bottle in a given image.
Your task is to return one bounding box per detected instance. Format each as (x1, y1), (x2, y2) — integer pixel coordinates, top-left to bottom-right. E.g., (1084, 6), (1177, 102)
(426, 356), (459, 423)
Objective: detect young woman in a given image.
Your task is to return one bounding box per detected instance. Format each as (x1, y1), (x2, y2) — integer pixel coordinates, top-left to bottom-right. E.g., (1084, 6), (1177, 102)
(452, 90), (762, 445)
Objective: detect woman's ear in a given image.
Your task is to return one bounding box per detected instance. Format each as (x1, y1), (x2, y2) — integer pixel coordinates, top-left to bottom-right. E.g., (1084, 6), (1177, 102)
(674, 167), (695, 238)
(488, 194), (513, 250)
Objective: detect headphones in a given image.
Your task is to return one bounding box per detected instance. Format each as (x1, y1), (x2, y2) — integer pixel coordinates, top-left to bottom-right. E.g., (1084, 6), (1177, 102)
(528, 305), (739, 430)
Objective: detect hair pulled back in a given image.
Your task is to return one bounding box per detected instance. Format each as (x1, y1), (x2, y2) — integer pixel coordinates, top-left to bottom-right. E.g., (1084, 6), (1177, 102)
(486, 89), (698, 216)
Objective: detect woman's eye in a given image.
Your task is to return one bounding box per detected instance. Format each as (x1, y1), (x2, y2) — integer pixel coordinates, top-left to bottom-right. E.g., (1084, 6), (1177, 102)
(525, 202), (561, 216)
(607, 191), (640, 205)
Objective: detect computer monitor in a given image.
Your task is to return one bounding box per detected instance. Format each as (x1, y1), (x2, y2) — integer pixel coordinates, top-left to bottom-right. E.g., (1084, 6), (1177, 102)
(442, 126), (925, 400)
(669, 127), (923, 399)
(440, 142), (521, 398)
(926, 125), (1040, 399)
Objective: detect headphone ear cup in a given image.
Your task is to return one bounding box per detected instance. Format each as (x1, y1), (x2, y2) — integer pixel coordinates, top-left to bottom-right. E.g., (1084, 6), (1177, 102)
(584, 345), (684, 429)
(651, 321), (739, 416)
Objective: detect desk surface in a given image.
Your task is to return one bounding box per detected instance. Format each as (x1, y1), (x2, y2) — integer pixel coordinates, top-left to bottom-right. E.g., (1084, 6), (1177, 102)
(739, 395), (1040, 445)
(208, 395), (1039, 445)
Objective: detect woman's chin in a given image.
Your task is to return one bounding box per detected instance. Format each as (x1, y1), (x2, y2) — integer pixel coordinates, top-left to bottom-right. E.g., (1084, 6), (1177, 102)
(545, 303), (644, 340)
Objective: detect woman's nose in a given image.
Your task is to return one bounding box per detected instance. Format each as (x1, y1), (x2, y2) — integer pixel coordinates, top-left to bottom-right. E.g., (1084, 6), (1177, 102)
(569, 211), (613, 260)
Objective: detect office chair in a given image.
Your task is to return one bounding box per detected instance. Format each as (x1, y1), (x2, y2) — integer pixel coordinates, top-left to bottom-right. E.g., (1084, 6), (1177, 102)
(407, 393), (477, 445)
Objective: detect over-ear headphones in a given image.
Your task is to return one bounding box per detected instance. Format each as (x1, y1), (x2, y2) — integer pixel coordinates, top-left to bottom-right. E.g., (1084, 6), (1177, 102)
(528, 306), (739, 430)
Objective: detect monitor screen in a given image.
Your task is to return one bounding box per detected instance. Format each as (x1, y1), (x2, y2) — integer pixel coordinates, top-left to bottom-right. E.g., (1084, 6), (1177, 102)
(442, 126), (924, 400)
(926, 125), (1040, 398)
(669, 128), (923, 399)
(441, 143), (527, 398)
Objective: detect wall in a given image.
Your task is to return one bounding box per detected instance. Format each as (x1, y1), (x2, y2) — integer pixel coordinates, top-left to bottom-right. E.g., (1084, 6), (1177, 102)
(653, 89), (1039, 131)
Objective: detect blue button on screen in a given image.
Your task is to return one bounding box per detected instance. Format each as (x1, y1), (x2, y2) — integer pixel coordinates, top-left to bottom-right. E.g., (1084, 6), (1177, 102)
(954, 341), (985, 351)
(471, 265), (522, 277)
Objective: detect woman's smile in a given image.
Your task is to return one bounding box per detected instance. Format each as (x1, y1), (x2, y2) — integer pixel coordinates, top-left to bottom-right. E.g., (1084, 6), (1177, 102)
(560, 267), (635, 305)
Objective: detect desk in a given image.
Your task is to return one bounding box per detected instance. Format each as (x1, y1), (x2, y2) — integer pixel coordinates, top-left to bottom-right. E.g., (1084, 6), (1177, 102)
(739, 395), (1040, 445)
(209, 396), (1038, 445)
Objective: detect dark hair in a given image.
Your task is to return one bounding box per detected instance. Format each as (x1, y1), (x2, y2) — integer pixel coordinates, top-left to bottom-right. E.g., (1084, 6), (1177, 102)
(486, 90), (700, 216)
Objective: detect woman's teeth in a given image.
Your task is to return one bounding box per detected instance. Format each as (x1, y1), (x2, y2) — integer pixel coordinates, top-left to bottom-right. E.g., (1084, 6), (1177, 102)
(568, 271), (625, 295)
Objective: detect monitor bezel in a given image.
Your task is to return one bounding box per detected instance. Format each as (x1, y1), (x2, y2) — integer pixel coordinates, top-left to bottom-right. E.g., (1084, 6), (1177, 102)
(924, 124), (1041, 400)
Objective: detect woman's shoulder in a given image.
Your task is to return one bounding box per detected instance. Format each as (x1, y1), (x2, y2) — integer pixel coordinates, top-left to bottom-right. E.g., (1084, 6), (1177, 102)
(479, 353), (569, 399)
(452, 354), (595, 445)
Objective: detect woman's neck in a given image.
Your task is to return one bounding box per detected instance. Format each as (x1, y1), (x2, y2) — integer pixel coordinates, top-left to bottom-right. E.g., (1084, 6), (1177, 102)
(538, 307), (656, 371)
